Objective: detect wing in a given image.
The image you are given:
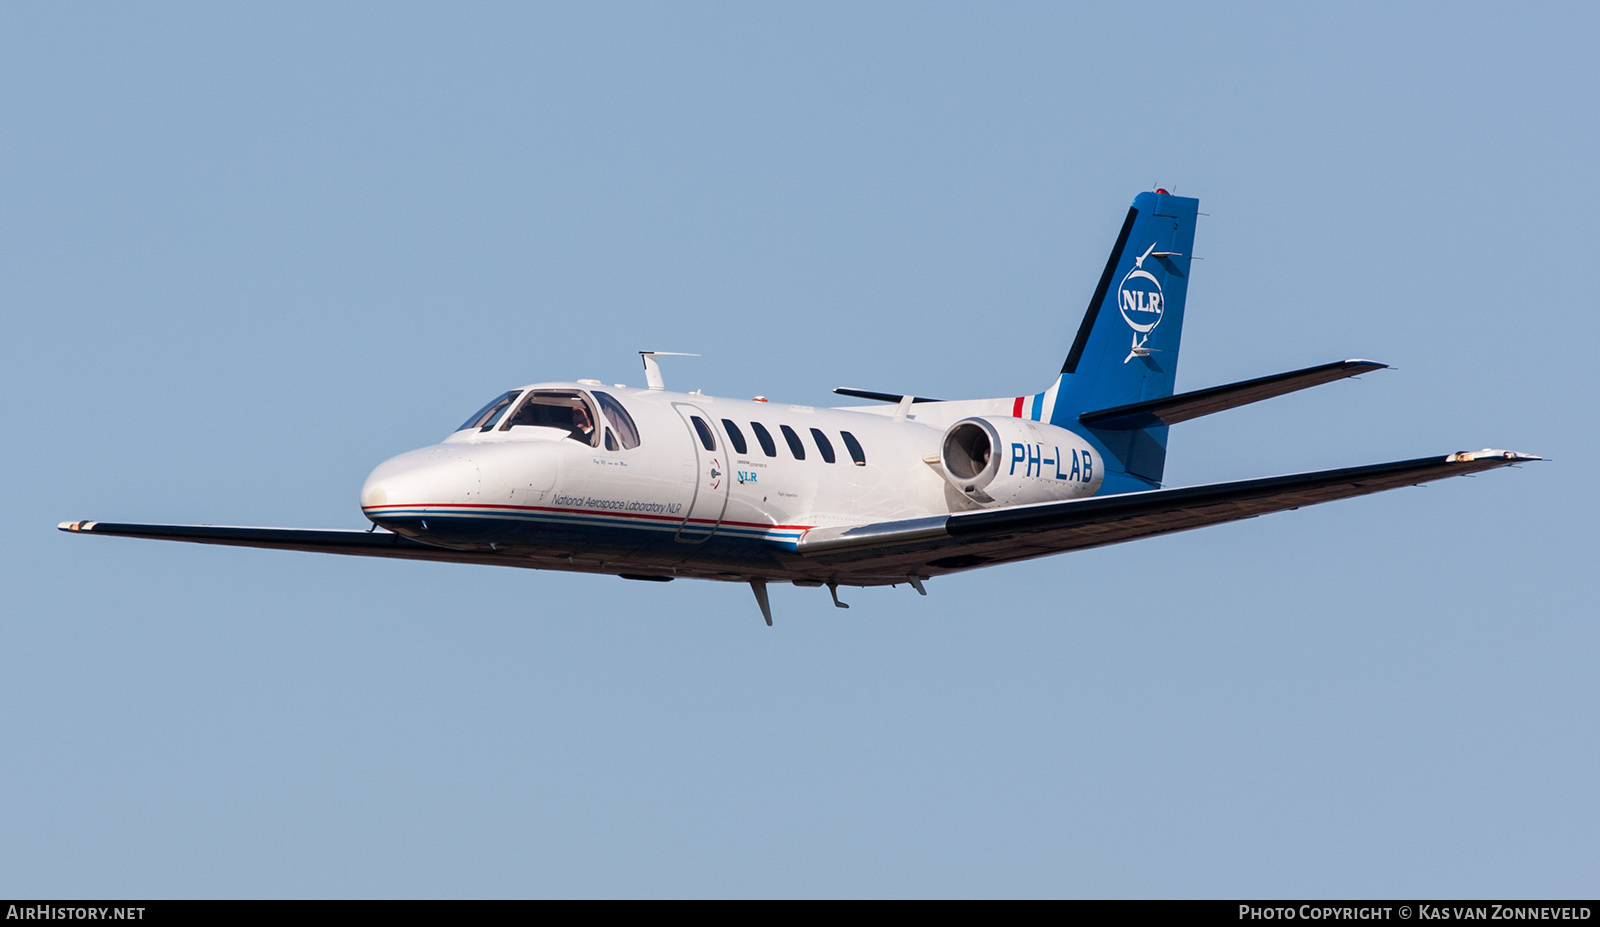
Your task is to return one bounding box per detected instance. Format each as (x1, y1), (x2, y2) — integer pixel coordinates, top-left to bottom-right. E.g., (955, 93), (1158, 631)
(60, 450), (1536, 585)
(797, 450), (1538, 580)
(56, 521), (532, 568)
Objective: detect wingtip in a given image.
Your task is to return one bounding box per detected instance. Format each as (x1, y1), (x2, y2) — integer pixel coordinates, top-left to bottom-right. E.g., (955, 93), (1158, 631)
(1447, 449), (1542, 464)
(58, 520), (90, 532)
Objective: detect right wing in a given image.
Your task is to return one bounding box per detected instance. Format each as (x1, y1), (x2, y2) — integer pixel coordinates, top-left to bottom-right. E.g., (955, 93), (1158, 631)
(56, 521), (534, 568)
(797, 449), (1538, 580)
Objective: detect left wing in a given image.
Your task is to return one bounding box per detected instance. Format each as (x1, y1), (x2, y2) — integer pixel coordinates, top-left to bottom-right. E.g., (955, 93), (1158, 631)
(796, 449), (1538, 579)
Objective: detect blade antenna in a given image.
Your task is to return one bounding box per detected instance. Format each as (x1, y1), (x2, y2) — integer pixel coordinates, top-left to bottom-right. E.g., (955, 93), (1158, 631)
(750, 579), (773, 626)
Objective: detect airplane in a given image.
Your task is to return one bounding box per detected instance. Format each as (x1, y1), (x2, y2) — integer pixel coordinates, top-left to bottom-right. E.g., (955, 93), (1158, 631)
(59, 190), (1537, 624)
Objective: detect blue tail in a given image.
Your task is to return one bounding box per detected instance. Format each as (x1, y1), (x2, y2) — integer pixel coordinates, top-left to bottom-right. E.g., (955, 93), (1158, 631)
(1019, 191), (1200, 492)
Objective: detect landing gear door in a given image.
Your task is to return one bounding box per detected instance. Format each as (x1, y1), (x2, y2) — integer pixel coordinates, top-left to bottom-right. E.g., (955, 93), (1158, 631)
(672, 403), (730, 543)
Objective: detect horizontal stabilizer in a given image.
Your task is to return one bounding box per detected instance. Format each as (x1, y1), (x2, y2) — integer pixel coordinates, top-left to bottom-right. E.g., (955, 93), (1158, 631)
(1077, 359), (1387, 430)
(833, 387), (945, 404)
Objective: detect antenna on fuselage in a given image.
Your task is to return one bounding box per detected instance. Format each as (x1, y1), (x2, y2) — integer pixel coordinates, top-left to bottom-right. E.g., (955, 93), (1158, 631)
(639, 351), (700, 390)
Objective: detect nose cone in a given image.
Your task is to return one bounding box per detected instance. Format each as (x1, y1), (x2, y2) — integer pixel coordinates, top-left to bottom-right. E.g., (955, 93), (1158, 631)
(360, 446), (481, 526)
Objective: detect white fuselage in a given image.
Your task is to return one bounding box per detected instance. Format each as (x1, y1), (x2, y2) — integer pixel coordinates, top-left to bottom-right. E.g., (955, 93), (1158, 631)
(359, 383), (1101, 585)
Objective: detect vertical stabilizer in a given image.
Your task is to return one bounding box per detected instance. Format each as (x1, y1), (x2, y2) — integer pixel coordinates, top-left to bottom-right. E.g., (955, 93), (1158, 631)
(1016, 191), (1200, 491)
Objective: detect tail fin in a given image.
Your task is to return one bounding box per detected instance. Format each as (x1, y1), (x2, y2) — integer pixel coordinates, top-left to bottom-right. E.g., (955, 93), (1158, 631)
(1019, 191), (1200, 490)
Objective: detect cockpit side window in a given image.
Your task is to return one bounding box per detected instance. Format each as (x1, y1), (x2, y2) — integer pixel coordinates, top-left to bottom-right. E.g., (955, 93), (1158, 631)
(501, 390), (599, 446)
(460, 390), (521, 432)
(592, 391), (641, 449)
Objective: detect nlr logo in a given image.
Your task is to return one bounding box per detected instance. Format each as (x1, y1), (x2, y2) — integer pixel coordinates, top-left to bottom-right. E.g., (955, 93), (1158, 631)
(1118, 242), (1163, 362)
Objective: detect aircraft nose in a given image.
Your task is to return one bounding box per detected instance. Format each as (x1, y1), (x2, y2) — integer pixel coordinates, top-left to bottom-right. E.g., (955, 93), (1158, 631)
(360, 446), (480, 523)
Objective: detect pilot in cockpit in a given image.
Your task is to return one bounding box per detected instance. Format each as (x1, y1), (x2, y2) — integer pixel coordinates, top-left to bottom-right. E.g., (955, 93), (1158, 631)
(571, 405), (594, 440)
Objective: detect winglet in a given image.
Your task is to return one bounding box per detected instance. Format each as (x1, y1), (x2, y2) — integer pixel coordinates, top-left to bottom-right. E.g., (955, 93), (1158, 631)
(1446, 449), (1541, 463)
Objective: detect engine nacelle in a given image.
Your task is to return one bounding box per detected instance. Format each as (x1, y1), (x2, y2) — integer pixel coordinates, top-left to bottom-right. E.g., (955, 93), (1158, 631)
(939, 416), (1104, 507)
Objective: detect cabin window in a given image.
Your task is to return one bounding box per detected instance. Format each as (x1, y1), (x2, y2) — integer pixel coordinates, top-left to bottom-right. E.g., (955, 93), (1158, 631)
(779, 424), (806, 460)
(750, 422), (777, 457)
(501, 390), (599, 446)
(840, 430), (867, 466)
(593, 391), (641, 449)
(809, 428), (836, 463)
(690, 416), (716, 451)
(721, 419), (748, 455)
(460, 390), (521, 432)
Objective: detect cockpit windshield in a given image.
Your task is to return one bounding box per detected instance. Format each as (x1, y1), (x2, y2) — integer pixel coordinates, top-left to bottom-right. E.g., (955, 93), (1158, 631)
(501, 390), (599, 445)
(458, 390), (521, 432)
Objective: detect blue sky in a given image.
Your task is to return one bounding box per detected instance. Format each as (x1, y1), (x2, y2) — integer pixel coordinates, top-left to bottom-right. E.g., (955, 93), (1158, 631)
(2, 3), (1595, 897)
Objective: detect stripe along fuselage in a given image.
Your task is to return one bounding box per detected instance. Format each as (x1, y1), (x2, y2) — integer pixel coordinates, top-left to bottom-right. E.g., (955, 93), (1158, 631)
(359, 382), (1100, 586)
